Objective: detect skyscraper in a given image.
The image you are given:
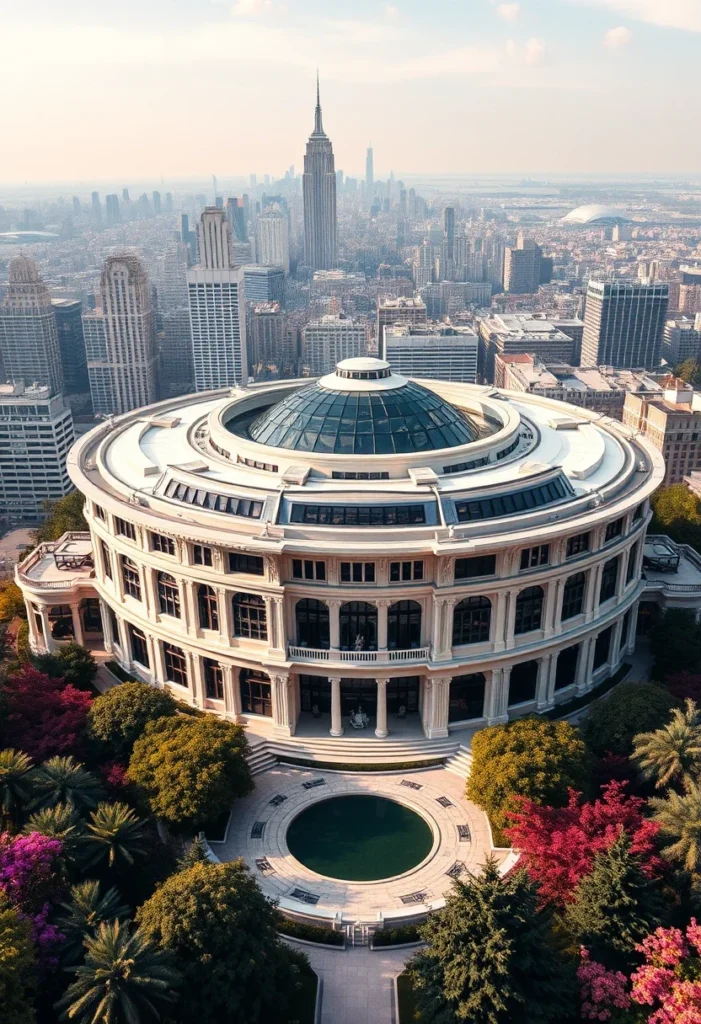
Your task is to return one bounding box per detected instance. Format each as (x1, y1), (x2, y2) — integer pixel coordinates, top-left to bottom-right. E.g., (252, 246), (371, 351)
(582, 280), (668, 369)
(258, 206), (290, 273)
(187, 208), (248, 389)
(302, 75), (337, 270)
(366, 145), (374, 208)
(0, 256), (63, 395)
(503, 234), (547, 294)
(52, 299), (89, 395)
(226, 197), (247, 243)
(82, 253), (158, 415)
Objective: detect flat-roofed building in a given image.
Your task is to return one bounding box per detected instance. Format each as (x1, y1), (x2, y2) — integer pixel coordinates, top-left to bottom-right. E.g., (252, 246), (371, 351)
(663, 316), (701, 365)
(478, 312), (578, 383)
(303, 315), (369, 376)
(623, 377), (701, 484)
(377, 296), (427, 340)
(582, 280), (668, 369)
(382, 324), (478, 383)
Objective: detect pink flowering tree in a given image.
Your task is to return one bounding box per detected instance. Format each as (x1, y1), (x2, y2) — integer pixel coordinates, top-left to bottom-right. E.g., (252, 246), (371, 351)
(577, 948), (631, 1021)
(0, 831), (65, 965)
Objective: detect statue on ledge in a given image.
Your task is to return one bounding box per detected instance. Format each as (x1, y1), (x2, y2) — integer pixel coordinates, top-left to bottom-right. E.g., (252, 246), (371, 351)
(349, 706), (369, 729)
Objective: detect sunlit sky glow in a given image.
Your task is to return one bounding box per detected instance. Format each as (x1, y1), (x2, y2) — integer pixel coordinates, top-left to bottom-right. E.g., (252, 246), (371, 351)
(3, 0), (701, 182)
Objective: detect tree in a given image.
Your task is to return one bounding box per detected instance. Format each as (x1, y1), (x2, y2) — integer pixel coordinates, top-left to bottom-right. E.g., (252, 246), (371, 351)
(34, 644), (97, 692)
(649, 781), (701, 872)
(56, 919), (180, 1024)
(0, 667), (93, 761)
(0, 582), (26, 624)
(406, 859), (575, 1024)
(0, 832), (65, 965)
(650, 483), (701, 553)
(127, 716), (252, 832)
(83, 802), (147, 871)
(33, 491), (87, 545)
(137, 860), (308, 1024)
(0, 750), (34, 824)
(56, 880), (129, 965)
(177, 835), (210, 871)
(666, 671), (701, 704)
(582, 681), (677, 758)
(630, 919), (701, 1019)
(466, 717), (591, 844)
(14, 622), (30, 665)
(505, 781), (662, 907)
(564, 832), (666, 971)
(87, 682), (177, 761)
(30, 756), (103, 814)
(633, 699), (701, 790)
(0, 894), (36, 1024)
(23, 804), (86, 862)
(650, 608), (701, 680)
(675, 358), (701, 388)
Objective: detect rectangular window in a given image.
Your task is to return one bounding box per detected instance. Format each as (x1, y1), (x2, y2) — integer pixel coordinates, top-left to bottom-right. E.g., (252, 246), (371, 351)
(108, 606), (120, 648)
(340, 562), (375, 583)
(454, 555), (496, 580)
(593, 626), (613, 670)
(150, 533), (175, 556)
(121, 555), (141, 600)
(390, 561), (424, 582)
(561, 572), (586, 620)
(193, 544), (213, 567)
(292, 559), (326, 581)
(566, 533), (590, 558)
(93, 503), (105, 521)
(163, 643), (188, 687)
(599, 557), (619, 603)
(115, 517), (136, 541)
(229, 553), (265, 576)
(101, 540), (112, 580)
(204, 658), (224, 700)
(520, 545), (550, 571)
(605, 518), (624, 543)
(128, 623), (149, 667)
(157, 573), (181, 618)
(290, 504), (427, 526)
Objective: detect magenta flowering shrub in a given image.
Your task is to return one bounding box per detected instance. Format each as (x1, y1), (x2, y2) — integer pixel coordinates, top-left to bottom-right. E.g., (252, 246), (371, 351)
(0, 831), (65, 966)
(577, 948), (631, 1021)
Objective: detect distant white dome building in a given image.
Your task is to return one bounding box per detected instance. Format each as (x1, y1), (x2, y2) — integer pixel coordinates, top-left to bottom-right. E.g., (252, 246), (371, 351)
(562, 205), (632, 225)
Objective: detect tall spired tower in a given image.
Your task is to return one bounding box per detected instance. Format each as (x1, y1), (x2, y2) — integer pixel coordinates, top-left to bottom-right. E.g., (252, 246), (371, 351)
(303, 74), (337, 270)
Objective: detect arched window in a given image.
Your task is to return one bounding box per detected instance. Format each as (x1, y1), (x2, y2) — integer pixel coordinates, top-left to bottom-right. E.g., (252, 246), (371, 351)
(339, 602), (377, 651)
(514, 586), (544, 635)
(232, 593), (267, 640)
(452, 597), (491, 646)
(449, 673), (486, 722)
(561, 572), (586, 621)
(239, 668), (272, 716)
(157, 572), (180, 618)
(296, 599), (330, 649)
(508, 660), (538, 706)
(388, 601), (422, 650)
(198, 585), (219, 631)
(49, 605), (74, 639)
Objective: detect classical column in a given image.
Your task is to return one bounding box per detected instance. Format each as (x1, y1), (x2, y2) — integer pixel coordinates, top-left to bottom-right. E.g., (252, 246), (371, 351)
(143, 568), (158, 619)
(98, 599), (112, 650)
(432, 597), (455, 660)
(536, 654), (555, 711)
(611, 617), (625, 667)
(217, 588), (233, 645)
(116, 615), (130, 660)
(190, 654), (207, 708)
(375, 678), (388, 738)
(328, 599), (341, 650)
(615, 555), (626, 600)
(493, 591), (508, 652)
(421, 679), (433, 736)
(545, 579), (564, 637)
(427, 676), (450, 738)
(70, 604), (85, 646)
(505, 589), (517, 650)
(37, 606), (56, 654)
(181, 580), (195, 633)
(587, 563), (603, 620)
(264, 596), (286, 655)
(329, 676), (343, 737)
(377, 599), (390, 650)
(485, 666), (510, 725)
(149, 635), (165, 684)
(626, 601), (640, 652)
(271, 673), (294, 736)
(222, 664), (242, 719)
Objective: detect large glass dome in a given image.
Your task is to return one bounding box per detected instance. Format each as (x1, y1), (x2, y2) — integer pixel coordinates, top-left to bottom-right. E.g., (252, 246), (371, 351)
(243, 359), (480, 456)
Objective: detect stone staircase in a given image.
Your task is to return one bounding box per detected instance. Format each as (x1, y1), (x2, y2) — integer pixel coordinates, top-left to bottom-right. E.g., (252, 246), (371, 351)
(444, 744), (473, 779)
(268, 733), (460, 767)
(245, 739), (278, 777)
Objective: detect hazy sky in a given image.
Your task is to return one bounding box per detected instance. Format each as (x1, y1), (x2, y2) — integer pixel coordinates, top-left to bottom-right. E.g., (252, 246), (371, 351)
(3, 0), (701, 182)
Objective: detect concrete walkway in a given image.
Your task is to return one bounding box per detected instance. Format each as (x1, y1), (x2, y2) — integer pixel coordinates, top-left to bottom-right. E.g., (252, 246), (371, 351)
(287, 940), (412, 1024)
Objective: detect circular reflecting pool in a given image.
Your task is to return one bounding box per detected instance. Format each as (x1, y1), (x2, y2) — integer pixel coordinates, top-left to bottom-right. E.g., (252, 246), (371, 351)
(286, 795), (433, 881)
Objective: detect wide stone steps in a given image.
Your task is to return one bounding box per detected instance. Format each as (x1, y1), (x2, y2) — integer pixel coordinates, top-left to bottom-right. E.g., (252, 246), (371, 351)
(267, 734), (460, 765)
(444, 745), (473, 779)
(245, 744), (278, 776)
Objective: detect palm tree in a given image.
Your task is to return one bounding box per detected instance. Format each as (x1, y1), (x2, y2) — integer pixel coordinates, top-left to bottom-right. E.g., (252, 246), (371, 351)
(56, 919), (180, 1023)
(0, 748), (34, 821)
(633, 699), (701, 789)
(23, 803), (87, 860)
(30, 756), (104, 813)
(57, 881), (129, 965)
(649, 780), (701, 872)
(84, 802), (147, 870)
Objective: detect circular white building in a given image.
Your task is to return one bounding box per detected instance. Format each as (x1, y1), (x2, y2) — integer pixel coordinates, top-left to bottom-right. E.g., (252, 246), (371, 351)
(18, 358), (664, 755)
(562, 204), (632, 225)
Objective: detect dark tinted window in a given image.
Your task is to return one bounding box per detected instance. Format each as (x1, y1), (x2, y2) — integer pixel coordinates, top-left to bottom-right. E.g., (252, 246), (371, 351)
(454, 555), (496, 580)
(291, 504), (427, 526)
(229, 553), (264, 575)
(455, 477), (570, 523)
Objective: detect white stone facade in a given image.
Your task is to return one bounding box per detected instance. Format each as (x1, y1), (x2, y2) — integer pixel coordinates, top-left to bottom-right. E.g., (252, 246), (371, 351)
(16, 359), (665, 752)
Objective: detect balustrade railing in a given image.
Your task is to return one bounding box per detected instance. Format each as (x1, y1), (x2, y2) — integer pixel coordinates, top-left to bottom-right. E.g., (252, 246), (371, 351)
(287, 645), (431, 664)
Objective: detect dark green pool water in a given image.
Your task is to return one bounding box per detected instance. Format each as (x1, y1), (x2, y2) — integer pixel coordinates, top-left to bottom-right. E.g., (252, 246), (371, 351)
(286, 795), (433, 881)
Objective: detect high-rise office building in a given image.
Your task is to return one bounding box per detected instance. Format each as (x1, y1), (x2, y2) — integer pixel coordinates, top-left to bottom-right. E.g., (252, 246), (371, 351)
(187, 208), (247, 390)
(91, 191), (102, 226)
(582, 280), (668, 369)
(105, 194), (120, 224)
(0, 256), (63, 395)
(443, 207), (455, 259)
(503, 233), (547, 294)
(248, 303), (290, 372)
(242, 266), (285, 304)
(152, 191), (162, 215)
(366, 146), (374, 207)
(302, 315), (368, 376)
(52, 299), (89, 395)
(302, 76), (337, 270)
(376, 296), (428, 339)
(0, 383), (75, 522)
(82, 253), (158, 415)
(623, 378), (701, 485)
(663, 316), (701, 364)
(226, 197), (247, 243)
(257, 206), (290, 273)
(382, 324), (478, 383)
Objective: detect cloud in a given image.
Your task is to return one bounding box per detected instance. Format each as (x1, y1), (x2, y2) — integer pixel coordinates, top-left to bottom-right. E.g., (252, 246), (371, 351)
(524, 37), (548, 64)
(385, 4), (400, 16)
(496, 3), (521, 20)
(566, 0), (701, 33)
(231, 0), (274, 15)
(603, 24), (633, 45)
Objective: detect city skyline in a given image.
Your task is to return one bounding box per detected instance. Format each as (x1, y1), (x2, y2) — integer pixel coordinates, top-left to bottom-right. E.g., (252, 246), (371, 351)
(4, 0), (701, 183)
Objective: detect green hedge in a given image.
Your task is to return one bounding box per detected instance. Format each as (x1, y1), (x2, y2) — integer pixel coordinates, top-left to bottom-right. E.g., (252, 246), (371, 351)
(544, 663), (631, 720)
(373, 924), (422, 947)
(278, 917), (345, 946)
(279, 757), (445, 773)
(397, 973), (421, 1023)
(105, 660), (139, 683)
